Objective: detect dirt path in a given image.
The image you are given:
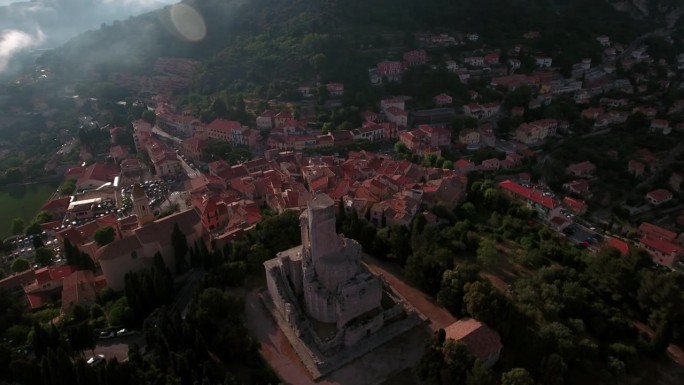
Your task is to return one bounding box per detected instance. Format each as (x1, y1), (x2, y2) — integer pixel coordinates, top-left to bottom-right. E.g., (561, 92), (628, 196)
(633, 321), (684, 366)
(363, 255), (456, 331)
(245, 290), (318, 385)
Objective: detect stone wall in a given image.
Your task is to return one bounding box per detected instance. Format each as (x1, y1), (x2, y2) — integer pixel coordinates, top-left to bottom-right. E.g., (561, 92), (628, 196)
(304, 281), (338, 323)
(335, 275), (383, 328)
(343, 311), (385, 347)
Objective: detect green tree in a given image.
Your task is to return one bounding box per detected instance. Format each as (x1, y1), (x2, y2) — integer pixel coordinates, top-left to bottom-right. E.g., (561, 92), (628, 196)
(443, 339), (476, 384)
(501, 368), (535, 385)
(463, 280), (511, 329)
(35, 247), (54, 266)
(34, 211), (51, 224)
(171, 223), (188, 274)
(94, 226), (116, 246)
(437, 265), (481, 316)
(12, 258), (30, 272)
(467, 360), (495, 385)
(476, 238), (499, 268)
(59, 180), (76, 196)
(25, 222), (42, 236)
(11, 218), (25, 235)
(141, 110), (156, 125)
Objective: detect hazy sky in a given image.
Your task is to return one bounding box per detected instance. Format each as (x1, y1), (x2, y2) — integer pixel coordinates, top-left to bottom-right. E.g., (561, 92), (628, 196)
(0, 0), (178, 72)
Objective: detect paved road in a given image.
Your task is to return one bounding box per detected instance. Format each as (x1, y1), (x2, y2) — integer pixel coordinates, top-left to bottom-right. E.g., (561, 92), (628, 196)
(174, 269), (205, 319)
(88, 334), (145, 362)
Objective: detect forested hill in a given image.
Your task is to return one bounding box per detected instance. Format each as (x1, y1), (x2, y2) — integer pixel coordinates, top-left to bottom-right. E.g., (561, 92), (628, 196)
(38, 0), (673, 91)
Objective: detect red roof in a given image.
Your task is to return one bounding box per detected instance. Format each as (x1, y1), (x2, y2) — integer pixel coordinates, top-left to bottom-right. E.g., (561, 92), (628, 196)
(207, 119), (241, 132)
(562, 196), (586, 213)
(41, 196), (71, 211)
(454, 159), (474, 168)
(78, 162), (120, 184)
(646, 189), (672, 202)
(499, 180), (560, 209)
(259, 110), (276, 118)
(64, 167), (85, 177)
(606, 237), (630, 256)
(444, 319), (502, 363)
(0, 269), (36, 291)
(385, 107), (407, 117)
(638, 222), (677, 241)
(640, 235), (682, 255)
(35, 265), (76, 285)
(61, 270), (97, 313)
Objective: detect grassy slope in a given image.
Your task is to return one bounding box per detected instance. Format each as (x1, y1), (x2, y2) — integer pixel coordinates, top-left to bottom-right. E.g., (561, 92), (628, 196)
(0, 183), (57, 239)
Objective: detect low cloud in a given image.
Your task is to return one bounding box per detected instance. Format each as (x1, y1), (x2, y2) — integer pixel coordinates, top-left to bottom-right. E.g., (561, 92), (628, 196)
(0, 0), (178, 73)
(0, 28), (44, 72)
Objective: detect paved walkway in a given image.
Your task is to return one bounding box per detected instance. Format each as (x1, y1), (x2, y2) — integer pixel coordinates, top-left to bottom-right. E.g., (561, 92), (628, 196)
(245, 290), (319, 385)
(363, 255), (456, 331)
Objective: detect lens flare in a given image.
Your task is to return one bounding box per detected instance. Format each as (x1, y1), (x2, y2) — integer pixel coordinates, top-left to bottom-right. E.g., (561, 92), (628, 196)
(170, 3), (206, 42)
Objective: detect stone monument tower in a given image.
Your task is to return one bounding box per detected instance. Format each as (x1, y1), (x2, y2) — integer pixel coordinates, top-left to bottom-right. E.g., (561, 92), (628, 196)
(263, 193), (423, 379)
(299, 194), (382, 327)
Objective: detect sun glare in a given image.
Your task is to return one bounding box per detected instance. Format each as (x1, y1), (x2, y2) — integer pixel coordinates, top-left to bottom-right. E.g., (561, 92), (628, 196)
(169, 3), (206, 42)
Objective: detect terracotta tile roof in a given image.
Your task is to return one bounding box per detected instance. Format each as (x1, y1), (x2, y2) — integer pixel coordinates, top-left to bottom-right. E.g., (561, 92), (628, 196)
(638, 222), (677, 241)
(0, 269), (36, 291)
(640, 235), (682, 255)
(135, 208), (201, 245)
(562, 196), (586, 213)
(499, 180), (560, 209)
(77, 162), (120, 185)
(566, 161), (596, 175)
(61, 270), (97, 313)
(444, 319), (502, 363)
(606, 237), (630, 256)
(41, 197), (71, 211)
(206, 119), (241, 133)
(35, 265), (76, 284)
(646, 189), (672, 202)
(96, 235), (143, 261)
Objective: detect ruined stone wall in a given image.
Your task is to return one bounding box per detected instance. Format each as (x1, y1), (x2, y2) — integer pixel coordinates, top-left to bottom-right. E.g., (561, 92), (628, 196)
(265, 266), (285, 315)
(335, 277), (383, 328)
(304, 281), (338, 323)
(290, 257), (303, 295)
(308, 322), (345, 353)
(382, 302), (404, 322)
(343, 312), (384, 347)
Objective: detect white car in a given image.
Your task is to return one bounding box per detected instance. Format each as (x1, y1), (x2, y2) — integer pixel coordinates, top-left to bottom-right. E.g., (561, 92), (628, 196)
(87, 354), (105, 366)
(117, 328), (136, 337)
(99, 331), (115, 339)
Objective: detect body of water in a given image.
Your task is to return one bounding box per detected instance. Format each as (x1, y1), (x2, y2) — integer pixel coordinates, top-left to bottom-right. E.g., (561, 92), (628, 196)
(0, 182), (58, 239)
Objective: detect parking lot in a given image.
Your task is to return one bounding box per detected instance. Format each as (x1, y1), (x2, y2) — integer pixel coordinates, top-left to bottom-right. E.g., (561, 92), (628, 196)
(119, 180), (171, 216)
(2, 232), (64, 267)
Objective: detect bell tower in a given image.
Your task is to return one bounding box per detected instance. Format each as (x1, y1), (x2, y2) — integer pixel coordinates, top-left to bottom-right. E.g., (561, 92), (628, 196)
(131, 184), (153, 226)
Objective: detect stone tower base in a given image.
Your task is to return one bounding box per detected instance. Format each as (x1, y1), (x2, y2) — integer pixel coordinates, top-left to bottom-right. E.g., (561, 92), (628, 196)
(259, 289), (424, 380)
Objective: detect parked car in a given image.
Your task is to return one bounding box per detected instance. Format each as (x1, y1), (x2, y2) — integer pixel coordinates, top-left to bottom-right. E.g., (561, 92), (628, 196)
(99, 331), (115, 339)
(87, 354), (105, 366)
(117, 328), (136, 337)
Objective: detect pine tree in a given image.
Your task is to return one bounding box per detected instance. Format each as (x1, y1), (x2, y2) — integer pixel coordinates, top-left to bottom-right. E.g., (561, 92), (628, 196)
(171, 224), (188, 274)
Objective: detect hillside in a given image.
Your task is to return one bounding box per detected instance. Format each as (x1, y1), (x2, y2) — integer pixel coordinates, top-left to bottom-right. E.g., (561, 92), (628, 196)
(39, 0), (663, 92)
